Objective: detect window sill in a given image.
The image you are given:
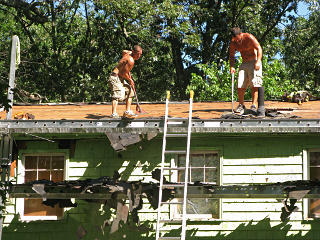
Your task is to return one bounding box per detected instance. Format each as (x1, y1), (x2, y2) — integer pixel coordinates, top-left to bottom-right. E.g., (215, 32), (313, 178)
(19, 215), (62, 221)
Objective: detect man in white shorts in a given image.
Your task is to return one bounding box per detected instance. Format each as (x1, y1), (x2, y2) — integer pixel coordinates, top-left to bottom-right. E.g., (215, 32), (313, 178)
(229, 27), (263, 114)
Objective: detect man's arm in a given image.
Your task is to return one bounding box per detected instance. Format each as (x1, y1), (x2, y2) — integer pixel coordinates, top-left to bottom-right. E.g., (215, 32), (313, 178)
(249, 34), (263, 70)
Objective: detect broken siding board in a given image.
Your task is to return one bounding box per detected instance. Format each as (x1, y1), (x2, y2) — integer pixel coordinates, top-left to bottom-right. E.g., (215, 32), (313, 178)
(223, 174), (302, 184)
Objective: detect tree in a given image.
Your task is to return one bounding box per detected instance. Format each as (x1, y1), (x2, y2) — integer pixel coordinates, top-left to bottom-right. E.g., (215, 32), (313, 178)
(0, 0), (312, 104)
(282, 6), (320, 95)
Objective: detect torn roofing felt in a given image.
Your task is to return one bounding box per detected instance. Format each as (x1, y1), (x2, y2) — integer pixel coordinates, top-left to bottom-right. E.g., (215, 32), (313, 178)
(220, 109), (301, 119)
(9, 172), (320, 231)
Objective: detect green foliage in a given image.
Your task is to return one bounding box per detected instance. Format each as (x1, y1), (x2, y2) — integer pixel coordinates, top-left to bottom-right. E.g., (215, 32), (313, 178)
(262, 58), (296, 99)
(187, 60), (237, 101)
(0, 0), (317, 103)
(188, 57), (295, 101)
(282, 7), (320, 97)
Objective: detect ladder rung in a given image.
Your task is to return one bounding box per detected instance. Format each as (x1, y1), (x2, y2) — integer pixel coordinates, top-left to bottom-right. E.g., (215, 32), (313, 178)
(159, 237), (181, 240)
(165, 150), (187, 154)
(166, 133), (188, 138)
(159, 219), (182, 223)
(162, 183), (185, 188)
(163, 167), (186, 170)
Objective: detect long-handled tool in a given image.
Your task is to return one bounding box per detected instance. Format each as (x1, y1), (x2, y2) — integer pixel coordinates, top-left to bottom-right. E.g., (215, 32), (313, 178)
(133, 89), (142, 113)
(130, 77), (147, 114)
(132, 87), (147, 114)
(231, 72), (234, 113)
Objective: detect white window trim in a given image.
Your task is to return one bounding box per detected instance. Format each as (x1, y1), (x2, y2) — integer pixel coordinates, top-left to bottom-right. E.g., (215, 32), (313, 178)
(303, 148), (320, 220)
(17, 152), (69, 221)
(170, 151), (222, 220)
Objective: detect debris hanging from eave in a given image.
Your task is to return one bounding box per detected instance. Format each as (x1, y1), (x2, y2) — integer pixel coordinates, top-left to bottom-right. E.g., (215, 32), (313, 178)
(105, 132), (158, 151)
(10, 173), (320, 232)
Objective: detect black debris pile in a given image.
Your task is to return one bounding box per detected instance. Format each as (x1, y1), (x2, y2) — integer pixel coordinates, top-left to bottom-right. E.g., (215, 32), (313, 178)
(21, 170), (176, 233)
(220, 109), (300, 119)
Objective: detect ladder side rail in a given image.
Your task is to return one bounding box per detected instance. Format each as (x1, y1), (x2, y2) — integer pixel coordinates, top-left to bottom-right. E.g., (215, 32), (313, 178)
(156, 92), (170, 240)
(181, 91), (193, 240)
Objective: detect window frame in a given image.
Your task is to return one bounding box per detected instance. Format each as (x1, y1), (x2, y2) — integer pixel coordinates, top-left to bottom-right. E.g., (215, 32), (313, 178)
(170, 150), (222, 220)
(303, 148), (320, 220)
(17, 151), (69, 221)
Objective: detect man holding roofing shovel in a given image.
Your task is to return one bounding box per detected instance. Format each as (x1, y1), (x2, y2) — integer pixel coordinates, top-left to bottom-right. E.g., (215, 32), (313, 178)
(229, 27), (263, 115)
(108, 45), (143, 118)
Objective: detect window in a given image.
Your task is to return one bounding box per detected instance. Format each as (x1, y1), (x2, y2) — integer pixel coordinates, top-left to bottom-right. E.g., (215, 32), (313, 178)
(171, 152), (220, 219)
(309, 151), (320, 218)
(17, 154), (66, 220)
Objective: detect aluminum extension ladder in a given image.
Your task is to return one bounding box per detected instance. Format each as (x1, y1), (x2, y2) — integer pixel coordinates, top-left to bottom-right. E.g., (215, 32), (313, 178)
(155, 90), (194, 240)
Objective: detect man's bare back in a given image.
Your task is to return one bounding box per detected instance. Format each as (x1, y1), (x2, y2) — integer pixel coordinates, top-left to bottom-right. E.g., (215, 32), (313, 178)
(113, 52), (135, 87)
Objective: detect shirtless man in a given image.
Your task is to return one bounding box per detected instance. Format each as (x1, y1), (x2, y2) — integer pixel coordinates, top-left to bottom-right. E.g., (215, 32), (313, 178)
(108, 45), (143, 118)
(229, 27), (263, 114)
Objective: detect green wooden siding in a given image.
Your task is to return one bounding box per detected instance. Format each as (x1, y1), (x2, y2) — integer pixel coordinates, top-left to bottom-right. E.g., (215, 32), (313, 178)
(2, 134), (320, 239)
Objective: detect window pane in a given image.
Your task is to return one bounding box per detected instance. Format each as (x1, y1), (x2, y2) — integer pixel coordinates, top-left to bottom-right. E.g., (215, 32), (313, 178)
(310, 199), (320, 218)
(191, 168), (203, 182)
(178, 155), (186, 167)
(23, 154), (65, 219)
(38, 156), (51, 169)
(205, 154), (219, 167)
(176, 152), (220, 217)
(38, 171), (50, 180)
(25, 156), (37, 169)
(190, 154), (204, 167)
(178, 170), (191, 183)
(310, 152), (320, 166)
(310, 167), (320, 181)
(205, 169), (217, 183)
(52, 170), (64, 182)
(25, 171), (37, 182)
(52, 156), (64, 169)
(177, 199), (219, 217)
(24, 199), (63, 217)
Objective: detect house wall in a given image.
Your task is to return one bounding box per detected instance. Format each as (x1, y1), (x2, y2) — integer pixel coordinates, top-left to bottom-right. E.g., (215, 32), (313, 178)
(3, 134), (320, 240)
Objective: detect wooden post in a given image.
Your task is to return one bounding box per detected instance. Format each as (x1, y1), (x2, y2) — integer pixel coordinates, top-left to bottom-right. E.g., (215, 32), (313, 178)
(6, 36), (20, 120)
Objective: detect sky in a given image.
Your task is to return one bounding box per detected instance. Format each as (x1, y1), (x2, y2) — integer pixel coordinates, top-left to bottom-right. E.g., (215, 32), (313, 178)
(297, 2), (311, 17)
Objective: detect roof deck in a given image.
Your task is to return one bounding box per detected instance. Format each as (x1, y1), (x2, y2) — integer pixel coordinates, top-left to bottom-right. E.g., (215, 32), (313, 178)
(1, 100), (320, 120)
(0, 101), (320, 134)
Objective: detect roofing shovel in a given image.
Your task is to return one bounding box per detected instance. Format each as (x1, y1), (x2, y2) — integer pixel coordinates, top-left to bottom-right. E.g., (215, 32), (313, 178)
(133, 88), (147, 114)
(231, 72), (234, 113)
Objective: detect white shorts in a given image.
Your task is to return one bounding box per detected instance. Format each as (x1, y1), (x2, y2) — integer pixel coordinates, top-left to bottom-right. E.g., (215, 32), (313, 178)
(238, 60), (263, 89)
